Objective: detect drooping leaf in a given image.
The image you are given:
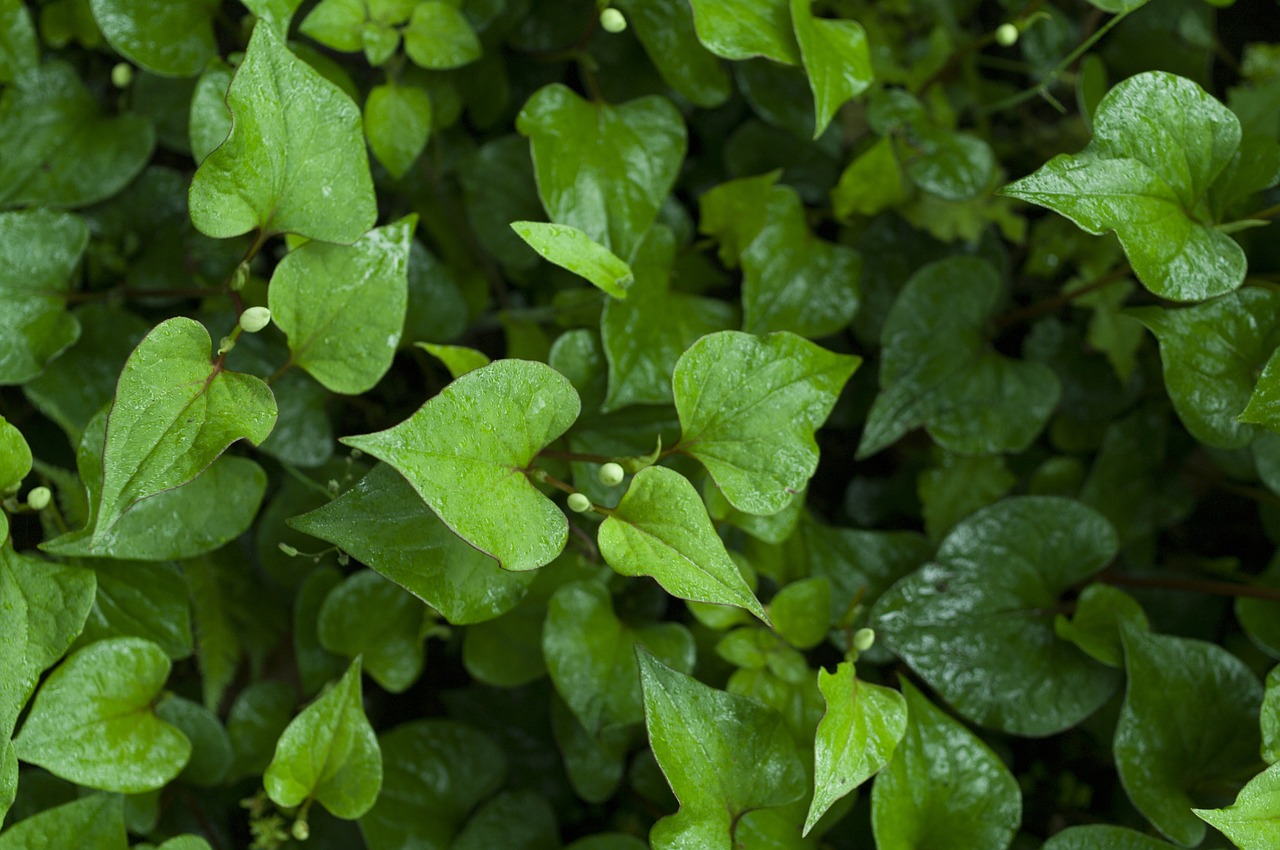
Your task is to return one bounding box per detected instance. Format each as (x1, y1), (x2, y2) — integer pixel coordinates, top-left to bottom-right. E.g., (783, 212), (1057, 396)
(600, 225), (735, 411)
(871, 680), (1021, 850)
(804, 661), (907, 834)
(14, 637), (191, 793)
(189, 22), (376, 241)
(0, 795), (126, 850)
(511, 222), (635, 299)
(364, 82), (431, 178)
(544, 580), (695, 736)
(0, 63), (155, 208)
(418, 343), (491, 379)
(264, 658), (382, 819)
(86, 317), (277, 536)
(857, 257), (1060, 458)
(402, 1), (480, 70)
(0, 210), (85, 385)
(873, 497), (1121, 735)
(1115, 624), (1264, 846)
(269, 216), (415, 394)
(318, 570), (427, 693)
(1128, 288), (1280, 449)
(358, 719), (505, 850)
(740, 186), (861, 337)
(290, 463), (531, 625)
(687, 0), (800, 65)
(342, 360), (580, 571)
(517, 84), (686, 260)
(599, 465), (768, 622)
(614, 0), (730, 108)
(673, 330), (859, 515)
(1192, 761), (1280, 849)
(87, 0), (217, 77)
(790, 0), (872, 138)
(1002, 71), (1246, 301)
(637, 650), (806, 849)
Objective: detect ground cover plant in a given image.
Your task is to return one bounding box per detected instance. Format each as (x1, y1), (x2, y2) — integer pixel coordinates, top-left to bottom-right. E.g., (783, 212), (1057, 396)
(1, 0), (1279, 847)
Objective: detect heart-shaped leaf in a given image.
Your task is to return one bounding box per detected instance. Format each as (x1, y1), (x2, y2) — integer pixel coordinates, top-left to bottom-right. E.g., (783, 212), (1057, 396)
(790, 0), (872, 138)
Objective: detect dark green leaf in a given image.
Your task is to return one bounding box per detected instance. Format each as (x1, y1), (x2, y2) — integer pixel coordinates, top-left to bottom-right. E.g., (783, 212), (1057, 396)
(687, 0), (800, 64)
(318, 570), (427, 693)
(1041, 825), (1177, 849)
(154, 695), (233, 786)
(78, 560), (193, 659)
(88, 0), (217, 77)
(0, 795), (126, 850)
(364, 82), (431, 178)
(227, 681), (295, 780)
(451, 790), (559, 850)
(0, 210), (85, 385)
(614, 0), (730, 108)
(698, 170), (781, 269)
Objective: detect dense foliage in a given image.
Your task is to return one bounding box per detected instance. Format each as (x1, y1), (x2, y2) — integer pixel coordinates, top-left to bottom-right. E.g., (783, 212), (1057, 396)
(1, 0), (1279, 847)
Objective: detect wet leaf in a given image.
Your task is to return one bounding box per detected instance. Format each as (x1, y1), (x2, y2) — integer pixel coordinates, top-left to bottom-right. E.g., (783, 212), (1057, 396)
(512, 221), (635, 298)
(318, 570), (427, 693)
(88, 0), (217, 77)
(687, 0), (800, 64)
(614, 0), (730, 108)
(1192, 761), (1280, 849)
(790, 0), (872, 138)
(0, 210), (85, 385)
(0, 795), (126, 850)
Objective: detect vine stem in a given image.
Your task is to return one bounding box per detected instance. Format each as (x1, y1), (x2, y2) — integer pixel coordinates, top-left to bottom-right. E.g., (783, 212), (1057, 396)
(1097, 569), (1280, 604)
(993, 263), (1131, 331)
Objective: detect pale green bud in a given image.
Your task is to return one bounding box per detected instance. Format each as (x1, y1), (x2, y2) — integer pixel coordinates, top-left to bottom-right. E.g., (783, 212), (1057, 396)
(600, 7), (626, 33)
(239, 306), (272, 333)
(567, 492), (593, 513)
(598, 462), (625, 486)
(995, 23), (1019, 46)
(27, 486), (51, 511)
(111, 62), (133, 88)
(853, 627), (876, 651)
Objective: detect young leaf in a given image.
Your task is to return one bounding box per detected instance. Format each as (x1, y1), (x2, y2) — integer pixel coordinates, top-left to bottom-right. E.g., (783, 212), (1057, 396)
(804, 661), (907, 834)
(1041, 825), (1178, 849)
(241, 0), (305, 35)
(290, 463), (531, 625)
(87, 0), (217, 77)
(0, 63), (154, 208)
(517, 84), (686, 260)
(687, 0), (801, 65)
(91, 317), (277, 535)
(358, 720), (505, 850)
(871, 680), (1021, 850)
(0, 794), (126, 850)
(873, 497), (1121, 735)
(857, 257), (1060, 458)
(1128, 288), (1280, 449)
(673, 330), (859, 516)
(741, 186), (861, 337)
(600, 226), (734, 410)
(598, 465), (769, 622)
(790, 0), (872, 138)
(14, 637), (191, 793)
(511, 222), (635, 298)
(418, 343), (491, 379)
(544, 580), (696, 736)
(637, 650), (806, 849)
(364, 82), (431, 178)
(189, 22), (376, 242)
(1115, 624), (1264, 845)
(402, 1), (480, 70)
(264, 658), (382, 819)
(613, 0), (731, 109)
(1002, 71), (1245, 301)
(269, 216), (415, 394)
(0, 210), (85, 385)
(0, 416), (30, 494)
(341, 360), (580, 571)
(318, 570), (427, 693)
(1192, 761), (1280, 849)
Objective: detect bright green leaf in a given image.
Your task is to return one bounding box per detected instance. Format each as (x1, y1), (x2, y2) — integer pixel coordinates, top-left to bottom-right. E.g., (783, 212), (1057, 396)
(188, 59), (232, 164)
(858, 257), (1060, 458)
(614, 0), (730, 108)
(269, 216), (414, 394)
(1002, 71), (1246, 301)
(769, 576), (831, 649)
(1128, 288), (1280, 449)
(517, 84), (686, 260)
(299, 0), (364, 51)
(871, 679), (1021, 850)
(805, 661), (907, 834)
(359, 719), (505, 850)
(512, 221), (635, 299)
(364, 82), (431, 178)
(687, 0), (800, 65)
(874, 497), (1120, 735)
(599, 465), (769, 622)
(241, 0), (304, 35)
(698, 170), (781, 269)
(0, 417), (29, 494)
(14, 637), (191, 793)
(637, 650), (806, 849)
(674, 330), (859, 515)
(1265, 665), (1280, 765)
(790, 0), (872, 138)
(418, 343), (491, 379)
(544, 580), (695, 736)
(318, 570), (427, 693)
(1193, 761), (1280, 849)
(264, 658), (382, 819)
(189, 22), (376, 241)
(832, 136), (909, 220)
(1053, 583), (1148, 668)
(0, 795), (126, 850)
(0, 210), (85, 385)
(1115, 624), (1264, 845)
(89, 316), (276, 535)
(403, 1), (480, 70)
(741, 186), (861, 337)
(342, 359), (580, 571)
(88, 0), (217, 77)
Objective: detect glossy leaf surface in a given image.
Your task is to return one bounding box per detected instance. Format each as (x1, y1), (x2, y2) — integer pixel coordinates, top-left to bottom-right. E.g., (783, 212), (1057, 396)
(318, 570), (426, 693)
(1193, 761), (1280, 850)
(0, 795), (126, 850)
(88, 0), (217, 77)
(790, 0), (872, 138)
(512, 222), (634, 298)
(687, 0), (800, 64)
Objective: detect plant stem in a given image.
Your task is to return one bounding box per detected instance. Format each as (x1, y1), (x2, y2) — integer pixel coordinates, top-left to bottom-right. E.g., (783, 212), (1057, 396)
(993, 264), (1131, 331)
(1097, 569), (1280, 604)
(537, 448), (613, 464)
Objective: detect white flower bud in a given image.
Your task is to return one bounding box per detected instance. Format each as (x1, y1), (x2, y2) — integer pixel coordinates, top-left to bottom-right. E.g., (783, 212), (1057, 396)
(600, 7), (626, 33)
(567, 492), (593, 513)
(853, 627), (876, 651)
(27, 486), (52, 511)
(239, 306), (272, 333)
(598, 462), (625, 486)
(995, 23), (1019, 47)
